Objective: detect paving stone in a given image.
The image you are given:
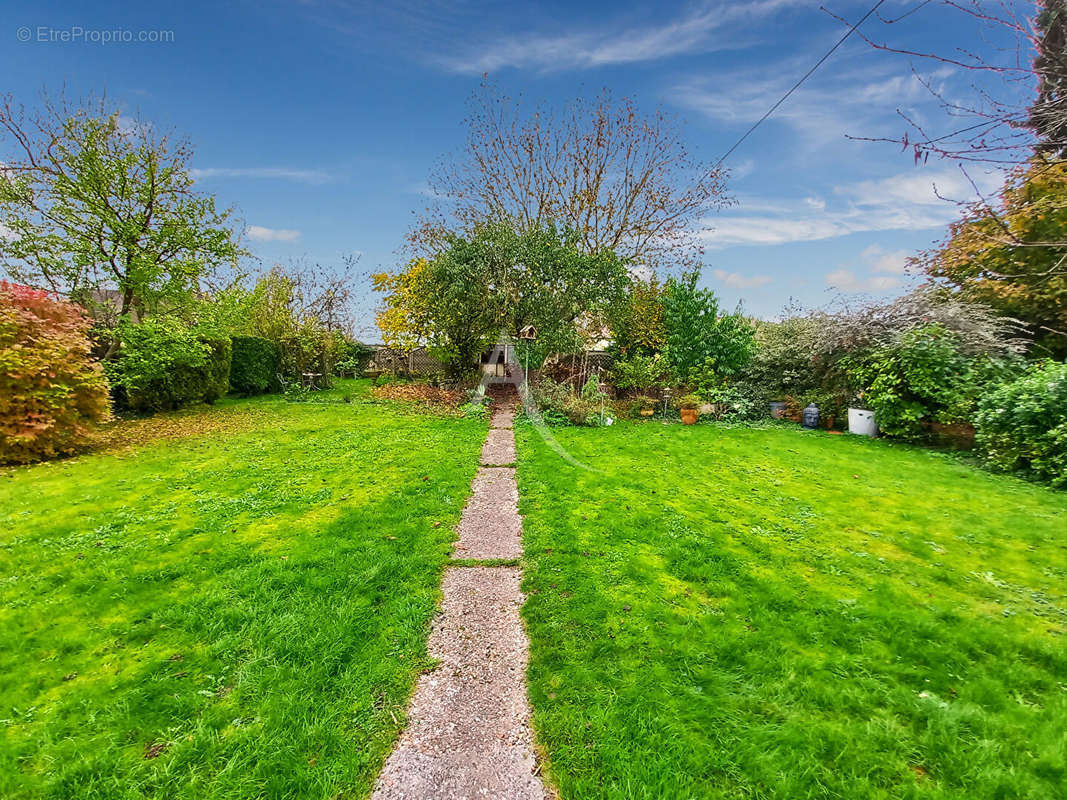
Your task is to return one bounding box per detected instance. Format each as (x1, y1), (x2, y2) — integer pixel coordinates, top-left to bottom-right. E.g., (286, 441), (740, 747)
(372, 567), (543, 800)
(374, 404), (545, 799)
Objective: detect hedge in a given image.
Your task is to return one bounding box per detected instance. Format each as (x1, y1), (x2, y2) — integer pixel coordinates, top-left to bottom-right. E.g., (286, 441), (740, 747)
(230, 336), (280, 395)
(107, 319), (232, 413)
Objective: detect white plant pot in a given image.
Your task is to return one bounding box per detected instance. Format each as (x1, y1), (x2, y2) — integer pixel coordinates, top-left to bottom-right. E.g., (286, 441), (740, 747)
(848, 408), (878, 437)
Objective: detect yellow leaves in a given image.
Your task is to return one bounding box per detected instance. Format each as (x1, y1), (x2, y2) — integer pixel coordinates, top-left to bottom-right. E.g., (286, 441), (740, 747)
(372, 258), (433, 353)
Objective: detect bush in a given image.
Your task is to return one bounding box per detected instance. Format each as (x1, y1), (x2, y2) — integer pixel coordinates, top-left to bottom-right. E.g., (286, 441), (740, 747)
(611, 352), (670, 394)
(975, 361), (1067, 487)
(230, 336), (280, 395)
(531, 375), (610, 426)
(676, 393), (702, 410)
(846, 325), (1005, 440)
(203, 338), (232, 403)
(107, 318), (232, 412)
(0, 282), (110, 463)
(663, 270), (755, 381)
(701, 383), (763, 421)
(277, 329), (343, 390)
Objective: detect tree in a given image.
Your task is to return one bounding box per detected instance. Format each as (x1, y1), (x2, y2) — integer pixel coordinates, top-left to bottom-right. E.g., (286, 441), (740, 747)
(1029, 0), (1067, 157)
(837, 1), (1053, 165)
(914, 158), (1067, 357)
(412, 80), (729, 272)
(374, 222), (630, 376)
(662, 269), (755, 382)
(371, 257), (434, 355)
(0, 92), (244, 353)
(607, 275), (667, 356)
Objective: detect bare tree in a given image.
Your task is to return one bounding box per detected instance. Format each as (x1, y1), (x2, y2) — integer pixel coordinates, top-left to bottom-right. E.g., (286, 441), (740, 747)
(411, 79), (730, 271)
(278, 254), (362, 336)
(831, 1), (1051, 165)
(829, 1), (1067, 342)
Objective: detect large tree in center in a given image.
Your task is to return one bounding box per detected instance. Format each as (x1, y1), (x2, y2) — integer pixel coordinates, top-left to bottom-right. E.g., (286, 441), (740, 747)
(375, 222), (629, 376)
(412, 81), (729, 272)
(0, 93), (244, 353)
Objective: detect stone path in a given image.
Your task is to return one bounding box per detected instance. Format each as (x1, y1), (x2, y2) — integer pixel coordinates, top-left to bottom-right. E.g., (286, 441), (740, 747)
(372, 404), (546, 800)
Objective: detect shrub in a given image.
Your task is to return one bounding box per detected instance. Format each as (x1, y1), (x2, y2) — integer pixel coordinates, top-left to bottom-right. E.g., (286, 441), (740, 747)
(335, 340), (375, 377)
(663, 269), (756, 381)
(107, 318), (232, 412)
(675, 393), (702, 410)
(611, 352), (670, 394)
(277, 329), (341, 390)
(845, 325), (1006, 440)
(230, 336), (280, 395)
(701, 383), (763, 421)
(530, 376), (610, 426)
(0, 282), (110, 463)
(975, 361), (1067, 487)
(203, 338), (232, 403)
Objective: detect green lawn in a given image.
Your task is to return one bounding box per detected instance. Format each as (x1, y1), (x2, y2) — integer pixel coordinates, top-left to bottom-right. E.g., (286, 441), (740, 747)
(515, 420), (1067, 800)
(0, 381), (486, 799)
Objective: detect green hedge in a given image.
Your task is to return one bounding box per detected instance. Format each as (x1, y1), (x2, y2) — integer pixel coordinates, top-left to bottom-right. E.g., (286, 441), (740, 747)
(203, 338), (232, 403)
(230, 336), (280, 395)
(125, 338), (231, 412)
(107, 319), (232, 413)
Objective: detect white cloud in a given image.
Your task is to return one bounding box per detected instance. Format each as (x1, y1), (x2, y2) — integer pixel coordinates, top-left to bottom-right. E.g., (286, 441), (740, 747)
(673, 58), (957, 161)
(712, 269), (773, 289)
(824, 269), (903, 292)
(247, 225), (301, 242)
(438, 0), (806, 73)
(730, 159), (757, 180)
(861, 244), (910, 274)
(704, 167), (999, 249)
(192, 167), (330, 184)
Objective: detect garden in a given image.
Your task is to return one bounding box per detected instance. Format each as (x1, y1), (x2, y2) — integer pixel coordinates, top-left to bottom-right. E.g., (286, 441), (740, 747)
(2, 62), (1067, 800)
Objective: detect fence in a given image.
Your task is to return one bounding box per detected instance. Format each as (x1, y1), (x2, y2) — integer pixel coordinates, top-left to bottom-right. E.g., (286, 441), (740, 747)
(367, 346), (444, 376)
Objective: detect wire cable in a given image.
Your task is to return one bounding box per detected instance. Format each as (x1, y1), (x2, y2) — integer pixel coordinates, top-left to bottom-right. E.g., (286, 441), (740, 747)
(716, 0), (889, 165)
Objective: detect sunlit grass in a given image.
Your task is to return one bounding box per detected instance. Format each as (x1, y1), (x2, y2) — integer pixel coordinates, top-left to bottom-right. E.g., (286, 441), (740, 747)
(516, 420), (1067, 799)
(0, 380), (486, 799)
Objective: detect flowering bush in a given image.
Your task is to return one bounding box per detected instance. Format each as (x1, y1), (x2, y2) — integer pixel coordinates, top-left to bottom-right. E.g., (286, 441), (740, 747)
(976, 361), (1067, 487)
(0, 282), (110, 463)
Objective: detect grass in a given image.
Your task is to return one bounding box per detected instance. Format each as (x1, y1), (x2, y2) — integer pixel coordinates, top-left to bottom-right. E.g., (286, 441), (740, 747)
(0, 380), (487, 799)
(515, 419), (1067, 800)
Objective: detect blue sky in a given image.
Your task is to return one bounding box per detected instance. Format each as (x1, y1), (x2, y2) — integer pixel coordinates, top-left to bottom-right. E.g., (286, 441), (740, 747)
(5, 0), (1024, 337)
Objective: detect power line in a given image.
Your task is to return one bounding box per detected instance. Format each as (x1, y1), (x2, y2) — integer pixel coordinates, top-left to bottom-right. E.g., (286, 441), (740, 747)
(716, 0), (889, 165)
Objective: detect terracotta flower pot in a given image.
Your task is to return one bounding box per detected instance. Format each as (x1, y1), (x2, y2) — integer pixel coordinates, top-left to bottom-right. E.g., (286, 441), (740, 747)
(680, 408), (698, 425)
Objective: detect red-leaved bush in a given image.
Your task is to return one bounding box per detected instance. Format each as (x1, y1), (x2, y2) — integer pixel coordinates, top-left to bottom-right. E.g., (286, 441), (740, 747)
(0, 281), (111, 463)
